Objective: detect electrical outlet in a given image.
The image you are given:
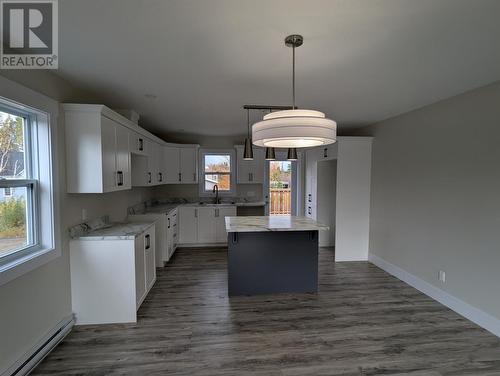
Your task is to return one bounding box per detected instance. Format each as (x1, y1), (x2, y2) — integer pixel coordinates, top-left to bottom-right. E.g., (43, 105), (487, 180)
(82, 208), (88, 221)
(438, 270), (446, 283)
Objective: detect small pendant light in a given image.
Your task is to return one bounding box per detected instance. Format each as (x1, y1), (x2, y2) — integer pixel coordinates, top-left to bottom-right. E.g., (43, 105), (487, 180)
(265, 147), (276, 161)
(243, 109), (254, 160)
(287, 148), (298, 161)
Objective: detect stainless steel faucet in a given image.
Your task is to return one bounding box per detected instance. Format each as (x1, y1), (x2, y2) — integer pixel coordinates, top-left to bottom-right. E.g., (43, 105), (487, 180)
(212, 184), (219, 204)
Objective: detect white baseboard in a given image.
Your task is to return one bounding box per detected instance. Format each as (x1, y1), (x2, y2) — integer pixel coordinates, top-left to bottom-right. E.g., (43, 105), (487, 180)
(369, 253), (500, 338)
(2, 314), (74, 376)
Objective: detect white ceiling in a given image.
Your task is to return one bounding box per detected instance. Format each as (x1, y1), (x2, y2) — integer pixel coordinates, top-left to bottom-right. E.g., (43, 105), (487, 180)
(57, 0), (500, 137)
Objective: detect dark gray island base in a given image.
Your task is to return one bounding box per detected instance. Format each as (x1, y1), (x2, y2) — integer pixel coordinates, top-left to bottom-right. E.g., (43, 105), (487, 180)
(228, 230), (319, 296)
(225, 216), (328, 296)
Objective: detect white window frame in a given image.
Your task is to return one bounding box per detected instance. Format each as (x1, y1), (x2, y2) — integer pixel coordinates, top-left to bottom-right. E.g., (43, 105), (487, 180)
(0, 78), (60, 286)
(198, 149), (236, 197)
(0, 105), (38, 251)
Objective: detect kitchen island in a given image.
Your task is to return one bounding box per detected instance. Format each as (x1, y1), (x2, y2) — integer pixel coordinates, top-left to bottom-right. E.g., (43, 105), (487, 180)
(225, 216), (329, 296)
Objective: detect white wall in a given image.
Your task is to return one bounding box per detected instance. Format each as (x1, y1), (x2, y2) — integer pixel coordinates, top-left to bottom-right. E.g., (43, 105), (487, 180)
(335, 138), (373, 261)
(0, 72), (153, 373)
(362, 81), (500, 321)
(317, 159), (336, 246)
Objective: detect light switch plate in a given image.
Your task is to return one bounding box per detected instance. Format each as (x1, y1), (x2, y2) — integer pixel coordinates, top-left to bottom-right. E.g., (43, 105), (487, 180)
(438, 270), (446, 283)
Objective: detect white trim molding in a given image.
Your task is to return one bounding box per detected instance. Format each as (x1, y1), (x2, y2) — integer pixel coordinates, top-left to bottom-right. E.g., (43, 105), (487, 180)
(1, 315), (74, 376)
(369, 253), (500, 338)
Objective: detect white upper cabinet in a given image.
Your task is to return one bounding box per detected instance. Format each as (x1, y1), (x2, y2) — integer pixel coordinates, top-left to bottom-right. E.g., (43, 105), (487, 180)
(161, 146), (199, 184)
(130, 131), (149, 156)
(149, 142), (161, 185)
(164, 146), (180, 183)
(115, 124), (132, 189)
(64, 104), (199, 192)
(179, 147), (198, 184)
(235, 145), (265, 184)
(65, 106), (131, 193)
(157, 145), (167, 184)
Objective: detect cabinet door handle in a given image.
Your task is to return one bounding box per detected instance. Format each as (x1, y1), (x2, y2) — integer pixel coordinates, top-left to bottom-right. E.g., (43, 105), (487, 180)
(308, 194), (312, 203)
(148, 172), (152, 184)
(167, 218), (170, 228)
(158, 172), (163, 182)
(117, 171), (123, 186)
(139, 138), (144, 151)
(194, 209), (198, 218)
(145, 234), (151, 249)
(323, 148), (328, 158)
(308, 206), (312, 215)
(178, 172), (182, 182)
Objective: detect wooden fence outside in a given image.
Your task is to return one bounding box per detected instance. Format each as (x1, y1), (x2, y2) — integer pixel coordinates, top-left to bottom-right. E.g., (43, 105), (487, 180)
(269, 188), (291, 215)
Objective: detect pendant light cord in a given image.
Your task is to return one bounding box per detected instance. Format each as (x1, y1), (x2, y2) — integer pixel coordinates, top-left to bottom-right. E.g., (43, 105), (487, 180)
(292, 44), (296, 109)
(247, 109), (250, 137)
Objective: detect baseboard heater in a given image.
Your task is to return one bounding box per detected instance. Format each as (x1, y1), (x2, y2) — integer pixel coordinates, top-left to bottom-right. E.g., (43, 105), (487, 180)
(3, 315), (74, 376)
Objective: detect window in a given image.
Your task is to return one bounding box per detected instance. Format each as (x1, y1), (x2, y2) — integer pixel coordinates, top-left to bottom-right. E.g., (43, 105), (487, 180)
(0, 107), (37, 259)
(0, 83), (58, 286)
(199, 150), (235, 196)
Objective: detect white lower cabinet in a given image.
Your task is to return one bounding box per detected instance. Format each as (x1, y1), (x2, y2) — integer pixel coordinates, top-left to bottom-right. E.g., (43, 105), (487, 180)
(167, 209), (178, 260)
(128, 210), (178, 267)
(197, 207), (216, 243)
(216, 207), (235, 243)
(134, 234), (147, 307)
(70, 224), (156, 325)
(179, 206), (236, 245)
(144, 231), (155, 290)
(179, 207), (198, 244)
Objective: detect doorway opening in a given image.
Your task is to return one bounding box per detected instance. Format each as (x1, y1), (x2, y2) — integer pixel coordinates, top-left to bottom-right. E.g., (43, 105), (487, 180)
(269, 161), (292, 216)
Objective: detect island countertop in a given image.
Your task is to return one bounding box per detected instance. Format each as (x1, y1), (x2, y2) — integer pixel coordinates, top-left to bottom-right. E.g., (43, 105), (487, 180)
(225, 216), (329, 233)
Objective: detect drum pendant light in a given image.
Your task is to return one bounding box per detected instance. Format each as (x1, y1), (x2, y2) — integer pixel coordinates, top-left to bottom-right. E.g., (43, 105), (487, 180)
(243, 109), (253, 160)
(252, 35), (337, 148)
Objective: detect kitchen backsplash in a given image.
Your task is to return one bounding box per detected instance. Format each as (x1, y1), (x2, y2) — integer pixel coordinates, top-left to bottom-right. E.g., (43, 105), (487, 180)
(152, 183), (263, 201)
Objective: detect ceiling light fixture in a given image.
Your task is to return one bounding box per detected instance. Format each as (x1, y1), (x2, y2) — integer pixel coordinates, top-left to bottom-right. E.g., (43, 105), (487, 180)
(243, 109), (254, 160)
(252, 34), (337, 148)
(265, 147), (276, 161)
(287, 148), (298, 161)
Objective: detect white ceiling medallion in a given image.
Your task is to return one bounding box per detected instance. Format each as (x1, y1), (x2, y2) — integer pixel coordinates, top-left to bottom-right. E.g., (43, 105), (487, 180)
(252, 35), (336, 148)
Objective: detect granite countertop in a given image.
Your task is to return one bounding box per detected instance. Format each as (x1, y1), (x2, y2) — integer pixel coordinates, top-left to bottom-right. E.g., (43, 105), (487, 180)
(131, 201), (266, 216)
(225, 216), (329, 233)
(234, 201), (266, 207)
(143, 204), (180, 215)
(73, 222), (154, 241)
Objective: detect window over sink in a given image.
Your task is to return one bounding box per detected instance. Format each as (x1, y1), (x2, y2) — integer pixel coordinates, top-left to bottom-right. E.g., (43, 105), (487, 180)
(199, 149), (235, 196)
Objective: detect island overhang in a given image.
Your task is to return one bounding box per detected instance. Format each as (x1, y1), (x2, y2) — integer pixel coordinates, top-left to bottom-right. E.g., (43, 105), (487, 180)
(225, 216), (329, 233)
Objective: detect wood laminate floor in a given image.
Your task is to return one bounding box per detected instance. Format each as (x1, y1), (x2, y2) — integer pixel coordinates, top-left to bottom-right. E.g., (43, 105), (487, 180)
(33, 248), (500, 375)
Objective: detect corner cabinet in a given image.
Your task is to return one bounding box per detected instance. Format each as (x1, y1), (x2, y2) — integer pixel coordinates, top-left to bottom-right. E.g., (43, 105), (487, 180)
(64, 105), (132, 193)
(162, 146), (199, 184)
(235, 145), (265, 183)
(131, 141), (165, 187)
